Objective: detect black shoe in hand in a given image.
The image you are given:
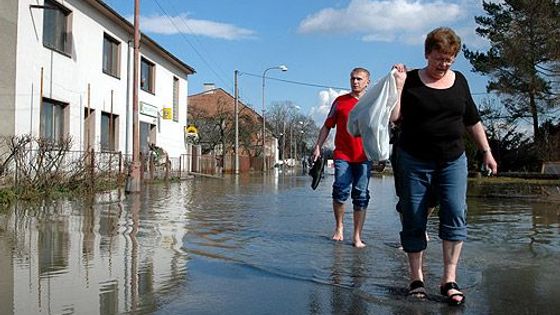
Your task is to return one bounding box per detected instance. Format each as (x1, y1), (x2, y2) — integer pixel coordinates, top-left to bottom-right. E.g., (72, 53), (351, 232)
(309, 157), (325, 190)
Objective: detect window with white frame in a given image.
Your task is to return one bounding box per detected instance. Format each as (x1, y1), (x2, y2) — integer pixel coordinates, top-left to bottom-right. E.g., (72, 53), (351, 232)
(173, 77), (179, 122)
(103, 33), (120, 77)
(43, 0), (72, 55)
(100, 112), (118, 151)
(40, 98), (67, 143)
(140, 57), (155, 93)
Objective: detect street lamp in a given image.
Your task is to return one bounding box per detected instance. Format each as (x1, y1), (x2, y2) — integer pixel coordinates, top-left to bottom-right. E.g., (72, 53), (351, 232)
(261, 65), (288, 172)
(291, 105), (301, 163)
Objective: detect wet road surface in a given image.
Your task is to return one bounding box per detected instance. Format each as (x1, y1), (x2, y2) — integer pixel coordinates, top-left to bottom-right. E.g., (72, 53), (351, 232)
(0, 171), (559, 314)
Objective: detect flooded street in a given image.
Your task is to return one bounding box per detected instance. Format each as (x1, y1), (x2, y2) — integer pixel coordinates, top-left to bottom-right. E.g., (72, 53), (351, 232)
(1, 172), (559, 315)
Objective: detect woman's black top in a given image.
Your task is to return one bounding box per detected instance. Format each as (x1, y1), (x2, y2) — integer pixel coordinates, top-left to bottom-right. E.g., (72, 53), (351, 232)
(398, 69), (480, 162)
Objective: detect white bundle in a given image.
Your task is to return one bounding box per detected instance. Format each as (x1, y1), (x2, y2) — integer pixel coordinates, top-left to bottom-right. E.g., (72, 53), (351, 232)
(347, 69), (398, 161)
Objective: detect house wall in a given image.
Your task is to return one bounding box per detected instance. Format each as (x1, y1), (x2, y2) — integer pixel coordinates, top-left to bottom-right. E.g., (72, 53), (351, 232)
(137, 48), (190, 157)
(0, 0), (18, 139)
(12, 0), (191, 157)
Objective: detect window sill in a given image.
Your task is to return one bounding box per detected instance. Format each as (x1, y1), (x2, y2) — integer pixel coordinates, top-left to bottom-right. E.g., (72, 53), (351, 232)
(43, 44), (72, 59)
(141, 87), (156, 95)
(102, 70), (121, 80)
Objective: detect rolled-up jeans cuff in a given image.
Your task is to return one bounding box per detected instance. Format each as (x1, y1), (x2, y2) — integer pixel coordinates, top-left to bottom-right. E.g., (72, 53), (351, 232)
(400, 229), (427, 252)
(439, 225), (467, 241)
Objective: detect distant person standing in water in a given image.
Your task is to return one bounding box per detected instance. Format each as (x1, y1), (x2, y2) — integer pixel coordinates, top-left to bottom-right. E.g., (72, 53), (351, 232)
(391, 27), (497, 305)
(301, 156), (308, 175)
(311, 67), (372, 248)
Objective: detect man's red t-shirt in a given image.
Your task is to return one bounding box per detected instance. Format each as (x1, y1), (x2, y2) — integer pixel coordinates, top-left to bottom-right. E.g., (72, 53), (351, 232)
(324, 94), (367, 163)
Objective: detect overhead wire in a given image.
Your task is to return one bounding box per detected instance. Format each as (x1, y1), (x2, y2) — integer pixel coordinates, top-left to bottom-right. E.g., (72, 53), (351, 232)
(240, 72), (347, 91)
(112, 1), (349, 101)
(152, 0), (232, 90)
(104, 1), (546, 110)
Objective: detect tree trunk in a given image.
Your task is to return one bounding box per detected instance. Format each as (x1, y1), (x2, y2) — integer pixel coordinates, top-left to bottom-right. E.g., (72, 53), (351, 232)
(529, 92), (539, 140)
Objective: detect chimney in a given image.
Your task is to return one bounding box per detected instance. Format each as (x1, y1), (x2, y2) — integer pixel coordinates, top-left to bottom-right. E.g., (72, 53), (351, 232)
(203, 83), (216, 92)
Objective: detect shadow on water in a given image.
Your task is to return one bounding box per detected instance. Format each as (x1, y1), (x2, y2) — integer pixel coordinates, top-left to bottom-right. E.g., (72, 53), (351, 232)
(0, 172), (559, 314)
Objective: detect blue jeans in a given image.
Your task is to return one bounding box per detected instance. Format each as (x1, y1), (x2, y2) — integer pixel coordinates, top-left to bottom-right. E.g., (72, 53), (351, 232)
(397, 149), (468, 252)
(332, 159), (371, 209)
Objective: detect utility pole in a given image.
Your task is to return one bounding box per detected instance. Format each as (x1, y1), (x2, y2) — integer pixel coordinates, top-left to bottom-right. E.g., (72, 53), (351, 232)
(126, 0), (141, 193)
(234, 70), (239, 175)
(261, 76), (266, 173)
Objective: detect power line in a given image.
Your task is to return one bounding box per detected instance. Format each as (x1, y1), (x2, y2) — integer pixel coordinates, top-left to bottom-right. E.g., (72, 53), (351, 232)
(152, 0), (231, 90)
(164, 1), (235, 91)
(240, 72), (502, 97)
(240, 72), (347, 91)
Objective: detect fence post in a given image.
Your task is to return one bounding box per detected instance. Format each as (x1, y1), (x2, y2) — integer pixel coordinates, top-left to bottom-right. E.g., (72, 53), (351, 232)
(89, 148), (95, 191)
(179, 155), (182, 179)
(140, 152), (144, 180)
(149, 154), (154, 180)
(14, 152), (19, 189)
(107, 151), (111, 175)
(165, 157), (169, 180)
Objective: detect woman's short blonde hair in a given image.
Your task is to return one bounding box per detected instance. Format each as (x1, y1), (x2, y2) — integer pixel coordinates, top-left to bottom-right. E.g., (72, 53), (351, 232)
(424, 27), (462, 57)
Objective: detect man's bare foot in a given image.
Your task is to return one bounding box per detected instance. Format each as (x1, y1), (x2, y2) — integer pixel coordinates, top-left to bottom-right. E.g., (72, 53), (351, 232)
(353, 239), (366, 248)
(332, 228), (343, 241)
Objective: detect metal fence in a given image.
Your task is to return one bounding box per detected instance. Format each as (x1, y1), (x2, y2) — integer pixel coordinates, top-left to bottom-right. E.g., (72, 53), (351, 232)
(0, 148), (224, 189)
(542, 161), (560, 175)
(1, 145), (278, 188)
(6, 149), (124, 188)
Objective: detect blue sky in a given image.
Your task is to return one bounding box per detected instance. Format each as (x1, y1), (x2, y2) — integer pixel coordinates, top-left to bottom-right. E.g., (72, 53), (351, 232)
(102, 0), (494, 123)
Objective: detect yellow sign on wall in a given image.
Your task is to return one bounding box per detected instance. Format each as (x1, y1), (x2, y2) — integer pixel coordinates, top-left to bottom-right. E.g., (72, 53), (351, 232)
(162, 107), (173, 120)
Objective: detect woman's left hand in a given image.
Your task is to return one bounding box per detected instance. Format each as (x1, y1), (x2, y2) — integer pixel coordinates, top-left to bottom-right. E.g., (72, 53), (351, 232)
(482, 152), (498, 175)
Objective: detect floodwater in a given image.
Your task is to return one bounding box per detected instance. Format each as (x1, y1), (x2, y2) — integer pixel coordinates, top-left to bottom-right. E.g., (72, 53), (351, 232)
(0, 171), (559, 315)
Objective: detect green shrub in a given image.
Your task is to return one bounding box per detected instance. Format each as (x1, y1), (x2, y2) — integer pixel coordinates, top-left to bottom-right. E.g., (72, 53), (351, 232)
(0, 188), (16, 209)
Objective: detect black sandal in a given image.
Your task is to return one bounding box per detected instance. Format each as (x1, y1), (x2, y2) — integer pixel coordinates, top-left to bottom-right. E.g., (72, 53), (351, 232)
(408, 280), (427, 299)
(440, 282), (465, 306)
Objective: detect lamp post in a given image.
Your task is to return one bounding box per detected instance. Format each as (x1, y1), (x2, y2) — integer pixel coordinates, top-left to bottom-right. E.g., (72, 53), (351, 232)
(281, 121), (286, 164)
(295, 120), (305, 164)
(261, 65), (288, 172)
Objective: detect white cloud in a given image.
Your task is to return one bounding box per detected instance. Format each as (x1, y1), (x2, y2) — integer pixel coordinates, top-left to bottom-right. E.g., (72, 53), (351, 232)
(298, 0), (467, 44)
(309, 88), (348, 149)
(309, 88), (347, 125)
(455, 25), (490, 50)
(137, 13), (256, 40)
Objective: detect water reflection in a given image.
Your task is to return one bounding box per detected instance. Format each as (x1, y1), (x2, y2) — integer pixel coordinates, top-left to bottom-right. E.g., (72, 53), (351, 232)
(0, 185), (191, 315)
(0, 175), (558, 314)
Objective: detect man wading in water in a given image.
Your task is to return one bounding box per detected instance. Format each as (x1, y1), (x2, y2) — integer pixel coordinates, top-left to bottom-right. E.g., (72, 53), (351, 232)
(311, 67), (372, 248)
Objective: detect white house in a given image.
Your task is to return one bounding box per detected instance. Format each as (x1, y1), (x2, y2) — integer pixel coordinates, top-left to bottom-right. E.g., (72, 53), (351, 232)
(0, 0), (195, 158)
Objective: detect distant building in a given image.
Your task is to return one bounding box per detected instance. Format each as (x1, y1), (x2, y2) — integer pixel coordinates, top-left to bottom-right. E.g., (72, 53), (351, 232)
(188, 87), (278, 172)
(0, 0), (195, 158)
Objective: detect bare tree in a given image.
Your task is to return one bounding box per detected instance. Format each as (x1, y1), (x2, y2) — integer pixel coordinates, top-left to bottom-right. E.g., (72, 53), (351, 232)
(189, 96), (265, 159)
(267, 101), (319, 160)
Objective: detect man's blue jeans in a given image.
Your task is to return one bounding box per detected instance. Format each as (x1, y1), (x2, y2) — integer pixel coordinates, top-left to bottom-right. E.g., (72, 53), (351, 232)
(332, 159), (371, 209)
(397, 149), (468, 252)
